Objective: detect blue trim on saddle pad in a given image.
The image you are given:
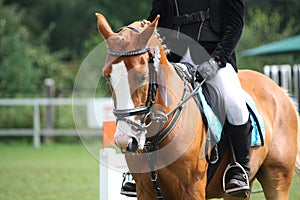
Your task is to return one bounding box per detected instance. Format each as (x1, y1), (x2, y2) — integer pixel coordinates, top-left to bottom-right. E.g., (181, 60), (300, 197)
(198, 91), (223, 142)
(244, 91), (265, 146)
(198, 90), (265, 147)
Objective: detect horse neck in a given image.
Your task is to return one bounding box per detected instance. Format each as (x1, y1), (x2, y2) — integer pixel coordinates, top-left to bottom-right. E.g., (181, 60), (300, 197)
(157, 45), (204, 115)
(155, 50), (185, 113)
(149, 39), (196, 119)
(154, 50), (206, 158)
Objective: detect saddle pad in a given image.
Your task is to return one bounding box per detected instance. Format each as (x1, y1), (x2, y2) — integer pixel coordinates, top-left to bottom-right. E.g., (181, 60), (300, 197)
(244, 91), (265, 146)
(198, 90), (265, 147)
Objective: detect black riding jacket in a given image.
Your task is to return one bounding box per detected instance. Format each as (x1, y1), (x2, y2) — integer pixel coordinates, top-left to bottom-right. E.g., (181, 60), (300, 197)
(148, 0), (244, 71)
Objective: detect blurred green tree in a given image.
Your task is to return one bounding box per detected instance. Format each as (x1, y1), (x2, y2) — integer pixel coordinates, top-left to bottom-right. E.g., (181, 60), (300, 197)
(4, 0), (151, 59)
(0, 1), (73, 97)
(245, 0), (300, 30)
(237, 9), (299, 71)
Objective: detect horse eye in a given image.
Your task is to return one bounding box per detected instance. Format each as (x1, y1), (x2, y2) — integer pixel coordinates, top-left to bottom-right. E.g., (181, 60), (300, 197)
(138, 73), (148, 84)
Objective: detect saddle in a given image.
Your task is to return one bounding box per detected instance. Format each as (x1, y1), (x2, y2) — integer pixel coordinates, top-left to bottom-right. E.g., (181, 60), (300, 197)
(174, 62), (265, 184)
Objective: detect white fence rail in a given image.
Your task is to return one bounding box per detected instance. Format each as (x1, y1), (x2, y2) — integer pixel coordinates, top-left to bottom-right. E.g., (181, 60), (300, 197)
(263, 64), (300, 111)
(0, 98), (112, 148)
(1, 65), (299, 149)
(263, 64), (292, 92)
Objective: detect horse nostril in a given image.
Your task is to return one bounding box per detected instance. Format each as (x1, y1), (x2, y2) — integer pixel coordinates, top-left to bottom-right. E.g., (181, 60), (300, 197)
(114, 133), (130, 151)
(126, 137), (139, 152)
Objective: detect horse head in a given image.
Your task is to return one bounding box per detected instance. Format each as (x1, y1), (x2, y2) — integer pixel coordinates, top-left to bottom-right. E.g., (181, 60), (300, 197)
(96, 13), (172, 153)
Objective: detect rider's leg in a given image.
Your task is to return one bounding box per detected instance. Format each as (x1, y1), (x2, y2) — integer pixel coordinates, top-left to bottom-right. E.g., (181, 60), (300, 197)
(120, 172), (137, 197)
(205, 64), (252, 197)
(205, 64), (249, 125)
(223, 118), (252, 197)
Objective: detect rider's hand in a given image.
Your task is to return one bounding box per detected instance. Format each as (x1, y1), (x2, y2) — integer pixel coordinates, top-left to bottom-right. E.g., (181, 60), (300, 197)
(196, 58), (221, 81)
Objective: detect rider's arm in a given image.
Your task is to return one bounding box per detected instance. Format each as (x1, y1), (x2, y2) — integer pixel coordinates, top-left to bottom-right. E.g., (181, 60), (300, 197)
(211, 0), (244, 67)
(147, 0), (174, 29)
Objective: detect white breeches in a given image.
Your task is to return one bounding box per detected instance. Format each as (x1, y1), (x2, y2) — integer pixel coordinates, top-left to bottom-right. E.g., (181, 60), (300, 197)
(205, 63), (249, 126)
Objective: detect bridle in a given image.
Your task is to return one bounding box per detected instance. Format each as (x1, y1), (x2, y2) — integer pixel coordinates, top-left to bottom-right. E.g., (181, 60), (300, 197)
(109, 44), (156, 117)
(109, 26), (205, 149)
(107, 26), (205, 200)
(108, 26), (165, 152)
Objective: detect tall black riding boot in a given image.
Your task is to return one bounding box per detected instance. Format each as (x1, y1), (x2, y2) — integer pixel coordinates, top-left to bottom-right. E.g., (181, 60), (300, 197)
(120, 172), (137, 197)
(224, 117), (252, 198)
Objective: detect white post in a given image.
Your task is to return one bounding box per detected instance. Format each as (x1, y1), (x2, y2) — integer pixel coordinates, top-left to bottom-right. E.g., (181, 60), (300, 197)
(44, 78), (55, 142)
(100, 149), (109, 200)
(263, 65), (270, 77)
(100, 148), (135, 200)
(33, 104), (41, 149)
(270, 65), (279, 85)
(279, 65), (292, 92)
(293, 64), (300, 112)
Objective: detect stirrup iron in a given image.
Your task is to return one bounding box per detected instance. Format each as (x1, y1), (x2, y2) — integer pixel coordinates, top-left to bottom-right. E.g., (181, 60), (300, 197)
(222, 162), (250, 195)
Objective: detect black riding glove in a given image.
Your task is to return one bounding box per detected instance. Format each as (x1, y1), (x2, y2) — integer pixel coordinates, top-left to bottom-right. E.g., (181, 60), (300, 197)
(196, 58), (220, 81)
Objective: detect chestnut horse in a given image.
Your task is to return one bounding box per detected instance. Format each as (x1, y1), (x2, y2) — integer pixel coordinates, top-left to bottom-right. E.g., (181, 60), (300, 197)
(96, 13), (300, 200)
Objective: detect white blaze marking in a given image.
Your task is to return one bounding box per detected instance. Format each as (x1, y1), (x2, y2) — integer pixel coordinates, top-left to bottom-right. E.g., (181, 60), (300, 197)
(110, 61), (134, 110)
(110, 61), (134, 138)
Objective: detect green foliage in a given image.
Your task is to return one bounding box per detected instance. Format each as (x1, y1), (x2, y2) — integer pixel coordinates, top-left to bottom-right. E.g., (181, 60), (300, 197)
(0, 3), (37, 97)
(98, 0), (150, 30)
(0, 1), (74, 97)
(4, 0), (151, 57)
(245, 0), (300, 30)
(237, 9), (299, 71)
(241, 9), (298, 49)
(0, 2), (76, 132)
(0, 107), (33, 128)
(1, 0), (300, 130)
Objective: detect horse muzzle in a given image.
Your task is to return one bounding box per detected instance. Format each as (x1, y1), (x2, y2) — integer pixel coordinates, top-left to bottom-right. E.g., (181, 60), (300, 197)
(114, 130), (139, 153)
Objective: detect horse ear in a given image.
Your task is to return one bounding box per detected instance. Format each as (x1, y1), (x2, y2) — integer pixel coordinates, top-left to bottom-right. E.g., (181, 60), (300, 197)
(95, 13), (115, 39)
(149, 15), (160, 28)
(139, 15), (160, 43)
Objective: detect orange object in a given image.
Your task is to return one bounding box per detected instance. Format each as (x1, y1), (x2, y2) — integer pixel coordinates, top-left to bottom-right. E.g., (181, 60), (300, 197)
(102, 121), (116, 148)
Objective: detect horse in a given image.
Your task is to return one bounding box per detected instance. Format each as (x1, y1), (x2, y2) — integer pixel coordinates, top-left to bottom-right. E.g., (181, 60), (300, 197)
(96, 13), (300, 200)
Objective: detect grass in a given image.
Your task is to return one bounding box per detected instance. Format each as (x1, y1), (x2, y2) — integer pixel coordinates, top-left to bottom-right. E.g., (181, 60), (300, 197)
(0, 142), (99, 200)
(0, 142), (299, 200)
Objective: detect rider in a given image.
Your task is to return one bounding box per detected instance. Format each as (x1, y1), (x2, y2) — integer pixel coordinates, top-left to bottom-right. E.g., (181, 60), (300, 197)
(121, 0), (252, 197)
